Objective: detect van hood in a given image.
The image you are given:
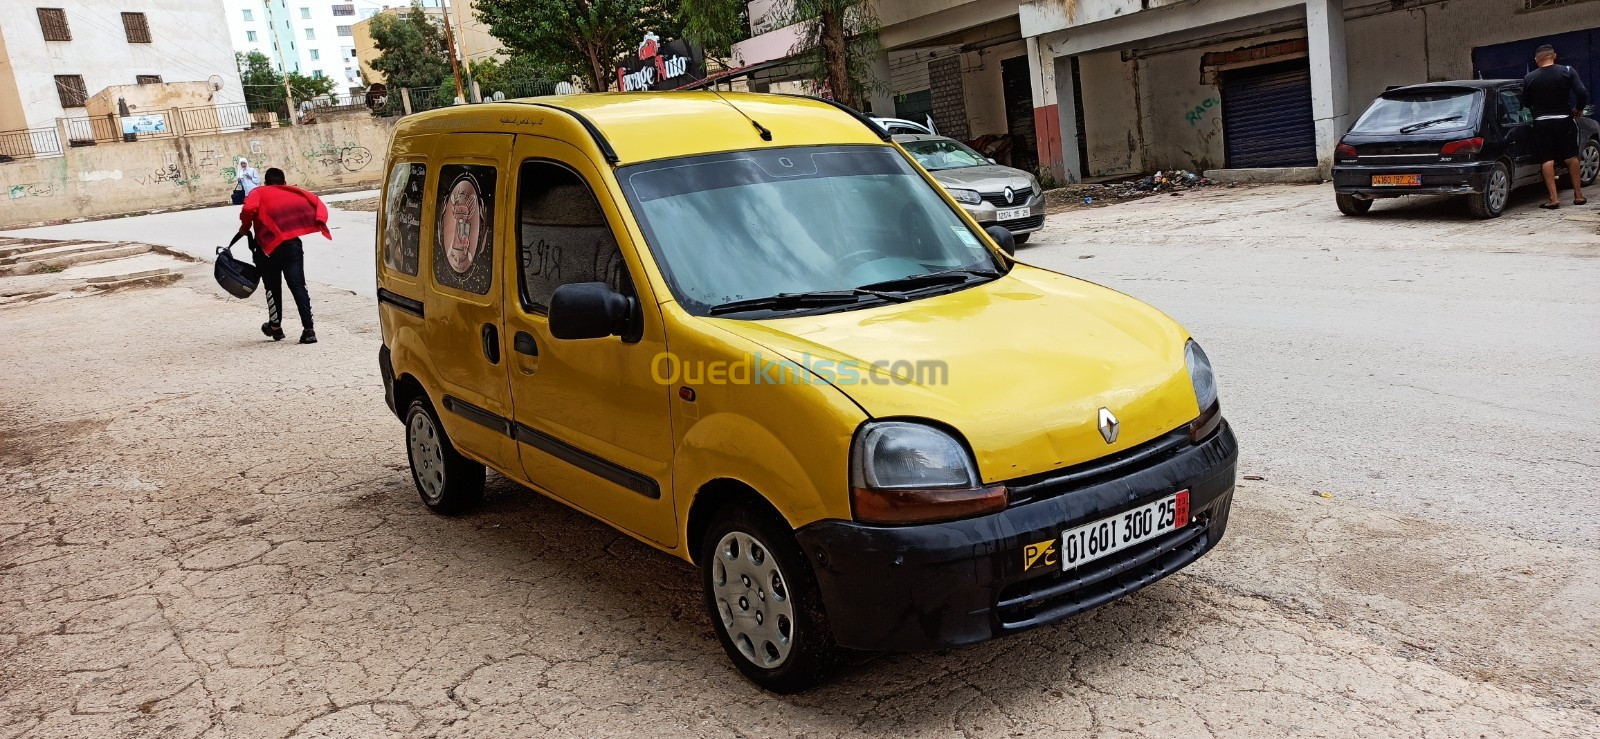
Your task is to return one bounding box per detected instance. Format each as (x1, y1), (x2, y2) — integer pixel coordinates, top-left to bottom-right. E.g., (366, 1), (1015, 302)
(708, 265), (1202, 482)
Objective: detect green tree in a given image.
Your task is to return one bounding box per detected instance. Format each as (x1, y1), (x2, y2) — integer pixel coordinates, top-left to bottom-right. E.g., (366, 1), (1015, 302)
(236, 51), (285, 113)
(475, 0), (682, 94)
(369, 4), (454, 95)
(680, 0), (878, 108)
(285, 72), (336, 103)
(681, 0), (746, 60)
(468, 54), (556, 99)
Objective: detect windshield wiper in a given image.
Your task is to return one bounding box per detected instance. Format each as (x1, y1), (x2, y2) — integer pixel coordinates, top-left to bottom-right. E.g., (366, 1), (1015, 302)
(856, 267), (999, 294)
(708, 290), (865, 316)
(1398, 115), (1463, 134)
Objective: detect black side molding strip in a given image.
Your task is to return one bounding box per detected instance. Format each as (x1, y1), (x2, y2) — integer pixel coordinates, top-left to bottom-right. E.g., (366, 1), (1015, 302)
(442, 396), (511, 436)
(516, 102), (620, 164)
(777, 94), (891, 142)
(378, 288), (425, 318)
(514, 423), (660, 499)
(440, 395), (660, 500)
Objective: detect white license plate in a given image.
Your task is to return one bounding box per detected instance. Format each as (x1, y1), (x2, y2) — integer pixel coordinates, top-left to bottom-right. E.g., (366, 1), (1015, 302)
(1060, 490), (1189, 571)
(996, 206), (1030, 220)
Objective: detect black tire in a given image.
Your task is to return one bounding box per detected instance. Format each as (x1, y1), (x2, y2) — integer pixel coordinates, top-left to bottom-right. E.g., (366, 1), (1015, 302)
(1336, 194), (1373, 216)
(404, 397), (484, 514)
(1467, 161), (1511, 219)
(1579, 138), (1599, 188)
(1012, 233), (1031, 245)
(699, 503), (840, 693)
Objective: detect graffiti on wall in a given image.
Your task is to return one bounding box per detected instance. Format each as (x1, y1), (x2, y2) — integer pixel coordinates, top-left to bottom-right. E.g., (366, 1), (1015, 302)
(8, 183), (60, 200)
(304, 140), (373, 172)
(133, 163), (193, 187)
(1185, 97), (1220, 127)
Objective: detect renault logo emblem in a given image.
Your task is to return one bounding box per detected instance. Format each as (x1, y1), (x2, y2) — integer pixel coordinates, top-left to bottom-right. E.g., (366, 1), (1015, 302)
(1003, 186), (1016, 205)
(1098, 407), (1119, 444)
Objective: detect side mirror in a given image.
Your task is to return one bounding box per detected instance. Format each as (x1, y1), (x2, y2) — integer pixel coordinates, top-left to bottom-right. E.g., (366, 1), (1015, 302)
(985, 225), (1015, 256)
(549, 282), (631, 340)
(987, 157), (997, 164)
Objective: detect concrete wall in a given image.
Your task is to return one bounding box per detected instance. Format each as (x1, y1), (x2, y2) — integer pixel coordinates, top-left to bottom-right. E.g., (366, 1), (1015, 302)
(0, 0), (246, 131)
(85, 82), (216, 120)
(0, 115), (394, 228)
(1051, 0), (1600, 175)
(962, 40), (1029, 138)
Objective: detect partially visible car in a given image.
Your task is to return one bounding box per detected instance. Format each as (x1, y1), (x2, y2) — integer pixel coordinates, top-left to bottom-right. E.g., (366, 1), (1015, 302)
(895, 133), (1045, 243)
(867, 114), (934, 136)
(1333, 80), (1600, 218)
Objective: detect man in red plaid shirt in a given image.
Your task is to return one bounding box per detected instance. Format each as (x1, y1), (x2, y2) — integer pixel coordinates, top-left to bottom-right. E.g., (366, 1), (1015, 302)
(238, 168), (330, 344)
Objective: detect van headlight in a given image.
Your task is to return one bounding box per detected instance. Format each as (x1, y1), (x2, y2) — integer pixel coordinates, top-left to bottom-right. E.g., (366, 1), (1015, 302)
(946, 188), (982, 205)
(1186, 340), (1222, 441)
(849, 421), (1006, 524)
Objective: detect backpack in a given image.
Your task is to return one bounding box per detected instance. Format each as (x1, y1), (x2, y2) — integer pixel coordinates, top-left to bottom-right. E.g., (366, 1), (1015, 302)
(214, 233), (260, 298)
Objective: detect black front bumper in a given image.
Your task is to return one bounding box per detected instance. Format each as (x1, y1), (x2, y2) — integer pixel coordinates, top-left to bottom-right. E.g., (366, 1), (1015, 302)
(1332, 162), (1492, 198)
(795, 421), (1238, 652)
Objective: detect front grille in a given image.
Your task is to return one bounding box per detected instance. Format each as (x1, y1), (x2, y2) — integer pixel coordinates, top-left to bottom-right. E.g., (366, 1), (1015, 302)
(1005, 428), (1190, 508)
(994, 519), (1209, 630)
(980, 186), (1034, 206)
(997, 214), (1044, 231)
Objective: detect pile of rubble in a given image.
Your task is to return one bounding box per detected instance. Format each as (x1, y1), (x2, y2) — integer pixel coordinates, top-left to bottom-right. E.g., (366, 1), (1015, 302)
(1044, 169), (1221, 210)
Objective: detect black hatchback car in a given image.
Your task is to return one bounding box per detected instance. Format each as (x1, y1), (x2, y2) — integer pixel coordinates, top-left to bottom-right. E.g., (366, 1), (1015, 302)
(1333, 80), (1600, 218)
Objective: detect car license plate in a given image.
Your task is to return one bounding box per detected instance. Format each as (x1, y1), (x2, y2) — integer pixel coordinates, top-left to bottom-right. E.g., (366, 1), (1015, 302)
(1371, 174), (1420, 186)
(1060, 490), (1189, 571)
(996, 206), (1030, 220)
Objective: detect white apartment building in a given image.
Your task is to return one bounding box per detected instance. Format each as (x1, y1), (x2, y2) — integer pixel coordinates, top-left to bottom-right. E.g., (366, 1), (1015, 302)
(222, 0), (441, 91)
(0, 0), (247, 133)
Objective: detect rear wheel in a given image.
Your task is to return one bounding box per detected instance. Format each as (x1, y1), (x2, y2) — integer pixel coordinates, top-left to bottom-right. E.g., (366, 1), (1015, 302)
(1467, 162), (1511, 218)
(1579, 139), (1599, 187)
(1336, 194), (1373, 216)
(700, 503), (839, 693)
(405, 398), (484, 514)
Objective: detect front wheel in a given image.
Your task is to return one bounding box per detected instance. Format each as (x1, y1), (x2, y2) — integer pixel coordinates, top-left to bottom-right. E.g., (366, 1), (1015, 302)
(1579, 139), (1599, 187)
(405, 398), (484, 514)
(1467, 162), (1511, 218)
(1336, 194), (1373, 216)
(1012, 233), (1031, 245)
(700, 504), (840, 693)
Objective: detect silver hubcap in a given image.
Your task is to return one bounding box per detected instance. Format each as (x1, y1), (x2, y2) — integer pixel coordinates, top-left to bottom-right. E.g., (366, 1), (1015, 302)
(409, 411), (446, 504)
(711, 531), (795, 669)
(1487, 168), (1509, 212)
(1581, 144), (1599, 184)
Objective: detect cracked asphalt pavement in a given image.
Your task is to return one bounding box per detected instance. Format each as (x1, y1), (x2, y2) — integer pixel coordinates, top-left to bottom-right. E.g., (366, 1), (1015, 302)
(2, 185), (1597, 737)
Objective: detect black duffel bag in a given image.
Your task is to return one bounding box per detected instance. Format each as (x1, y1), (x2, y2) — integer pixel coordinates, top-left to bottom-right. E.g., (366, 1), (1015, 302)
(215, 233), (260, 298)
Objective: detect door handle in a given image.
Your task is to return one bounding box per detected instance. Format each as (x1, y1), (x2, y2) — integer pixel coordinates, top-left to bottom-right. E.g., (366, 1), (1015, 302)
(513, 331), (538, 356)
(481, 323), (500, 364)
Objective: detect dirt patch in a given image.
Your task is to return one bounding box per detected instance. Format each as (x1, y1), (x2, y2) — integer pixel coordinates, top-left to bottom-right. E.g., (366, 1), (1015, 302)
(0, 415), (112, 466)
(330, 196), (381, 213)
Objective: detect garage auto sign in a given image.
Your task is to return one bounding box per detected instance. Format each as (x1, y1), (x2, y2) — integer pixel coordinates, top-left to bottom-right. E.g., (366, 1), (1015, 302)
(616, 32), (705, 92)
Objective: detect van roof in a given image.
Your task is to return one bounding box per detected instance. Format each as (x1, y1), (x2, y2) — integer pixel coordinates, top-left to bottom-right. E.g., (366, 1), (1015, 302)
(393, 92), (891, 165)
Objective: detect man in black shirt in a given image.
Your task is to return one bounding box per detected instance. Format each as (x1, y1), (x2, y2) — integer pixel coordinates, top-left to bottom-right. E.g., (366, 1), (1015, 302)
(1523, 44), (1589, 208)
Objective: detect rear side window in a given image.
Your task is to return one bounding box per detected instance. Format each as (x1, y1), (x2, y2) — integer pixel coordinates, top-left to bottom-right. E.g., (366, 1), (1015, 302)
(1497, 90), (1530, 125)
(516, 160), (626, 312)
(382, 162), (425, 276)
(433, 164), (497, 295)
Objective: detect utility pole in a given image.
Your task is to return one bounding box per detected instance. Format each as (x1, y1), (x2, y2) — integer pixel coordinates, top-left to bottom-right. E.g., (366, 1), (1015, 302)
(438, 0), (466, 104)
(261, 0), (296, 123)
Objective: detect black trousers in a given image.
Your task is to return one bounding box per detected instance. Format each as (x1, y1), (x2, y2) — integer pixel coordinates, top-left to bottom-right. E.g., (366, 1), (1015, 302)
(252, 238), (313, 330)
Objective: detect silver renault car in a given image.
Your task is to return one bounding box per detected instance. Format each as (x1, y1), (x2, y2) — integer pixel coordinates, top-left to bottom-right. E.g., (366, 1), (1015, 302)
(894, 133), (1046, 243)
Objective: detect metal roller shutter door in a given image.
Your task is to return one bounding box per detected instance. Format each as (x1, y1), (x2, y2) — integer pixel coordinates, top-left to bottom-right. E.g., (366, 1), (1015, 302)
(1222, 60), (1317, 168)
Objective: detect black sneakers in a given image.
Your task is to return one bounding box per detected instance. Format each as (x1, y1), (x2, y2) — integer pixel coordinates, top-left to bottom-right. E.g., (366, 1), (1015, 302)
(261, 322), (285, 341)
(299, 329), (317, 345)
